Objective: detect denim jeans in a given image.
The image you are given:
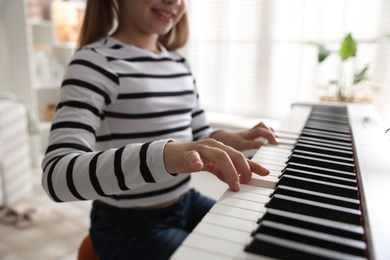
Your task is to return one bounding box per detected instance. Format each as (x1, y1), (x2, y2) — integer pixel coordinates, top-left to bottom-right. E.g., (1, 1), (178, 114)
(89, 189), (216, 260)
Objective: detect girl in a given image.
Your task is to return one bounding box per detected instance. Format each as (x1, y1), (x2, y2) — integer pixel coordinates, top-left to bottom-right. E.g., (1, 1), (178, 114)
(41, 0), (278, 259)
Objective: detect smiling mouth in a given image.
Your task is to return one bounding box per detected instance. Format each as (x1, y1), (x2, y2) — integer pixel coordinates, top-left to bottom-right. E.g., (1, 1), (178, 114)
(152, 8), (175, 22)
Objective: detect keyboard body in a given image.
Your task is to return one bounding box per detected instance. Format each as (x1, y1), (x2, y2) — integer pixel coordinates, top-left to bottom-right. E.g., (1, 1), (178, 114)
(171, 103), (390, 260)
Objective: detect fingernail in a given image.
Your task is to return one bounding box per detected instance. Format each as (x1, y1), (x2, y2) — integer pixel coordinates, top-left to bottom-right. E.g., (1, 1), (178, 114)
(193, 159), (203, 168)
(232, 181), (240, 191)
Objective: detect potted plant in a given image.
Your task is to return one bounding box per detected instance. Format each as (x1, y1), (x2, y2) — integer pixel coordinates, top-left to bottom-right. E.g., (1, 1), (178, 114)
(308, 33), (374, 102)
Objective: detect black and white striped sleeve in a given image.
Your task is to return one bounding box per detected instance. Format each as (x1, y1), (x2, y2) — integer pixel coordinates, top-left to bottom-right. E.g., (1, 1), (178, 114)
(41, 49), (176, 202)
(190, 80), (214, 141)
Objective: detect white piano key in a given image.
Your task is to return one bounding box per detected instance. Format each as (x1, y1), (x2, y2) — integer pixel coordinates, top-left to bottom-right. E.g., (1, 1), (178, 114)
(243, 141), (294, 159)
(201, 212), (258, 233)
(221, 192), (269, 204)
(274, 131), (300, 140)
(217, 196), (268, 212)
(243, 149), (259, 158)
(255, 149), (291, 158)
(256, 137), (269, 145)
(192, 222), (249, 244)
(210, 203), (264, 222)
(249, 174), (278, 188)
(273, 138), (297, 146)
(266, 170), (282, 178)
(252, 163), (284, 172)
(258, 145), (293, 152)
(171, 246), (228, 260)
(277, 104), (311, 134)
(237, 184), (274, 196)
(181, 233), (271, 260)
(251, 158), (286, 167)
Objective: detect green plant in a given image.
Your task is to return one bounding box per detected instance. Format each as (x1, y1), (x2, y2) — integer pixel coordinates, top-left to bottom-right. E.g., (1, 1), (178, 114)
(308, 33), (369, 101)
(308, 33), (369, 93)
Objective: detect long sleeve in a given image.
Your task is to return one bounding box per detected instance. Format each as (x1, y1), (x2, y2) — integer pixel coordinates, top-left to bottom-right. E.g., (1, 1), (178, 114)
(41, 46), (178, 204)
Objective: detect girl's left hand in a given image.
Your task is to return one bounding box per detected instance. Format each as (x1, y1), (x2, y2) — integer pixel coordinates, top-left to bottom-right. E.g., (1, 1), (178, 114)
(210, 122), (279, 151)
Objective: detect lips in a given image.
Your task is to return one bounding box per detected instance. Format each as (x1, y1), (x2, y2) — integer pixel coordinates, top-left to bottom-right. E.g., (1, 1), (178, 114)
(152, 8), (175, 22)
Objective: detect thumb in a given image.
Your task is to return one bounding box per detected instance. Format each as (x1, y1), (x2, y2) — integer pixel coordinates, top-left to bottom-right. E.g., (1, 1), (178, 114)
(183, 151), (204, 171)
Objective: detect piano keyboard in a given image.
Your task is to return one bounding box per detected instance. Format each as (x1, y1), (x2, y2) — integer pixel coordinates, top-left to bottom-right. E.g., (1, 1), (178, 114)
(171, 103), (390, 260)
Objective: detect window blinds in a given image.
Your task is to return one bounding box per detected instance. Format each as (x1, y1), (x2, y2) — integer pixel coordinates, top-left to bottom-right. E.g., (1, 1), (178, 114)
(186, 0), (390, 125)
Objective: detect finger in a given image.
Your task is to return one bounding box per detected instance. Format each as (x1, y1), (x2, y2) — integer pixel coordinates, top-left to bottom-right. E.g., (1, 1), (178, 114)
(209, 143), (253, 185)
(248, 160), (270, 176)
(233, 153), (252, 184)
(182, 151), (204, 170)
(198, 146), (240, 191)
(251, 122), (267, 130)
(242, 128), (279, 145)
(238, 139), (267, 150)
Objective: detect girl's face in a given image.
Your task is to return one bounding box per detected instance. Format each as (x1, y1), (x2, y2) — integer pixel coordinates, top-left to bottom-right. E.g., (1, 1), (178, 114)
(117, 0), (188, 36)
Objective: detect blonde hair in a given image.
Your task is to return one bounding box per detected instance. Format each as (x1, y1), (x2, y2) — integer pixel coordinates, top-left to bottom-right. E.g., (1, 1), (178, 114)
(78, 0), (189, 51)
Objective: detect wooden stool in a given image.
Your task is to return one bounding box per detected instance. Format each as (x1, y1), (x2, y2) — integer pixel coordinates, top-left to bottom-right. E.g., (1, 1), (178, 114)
(77, 234), (98, 260)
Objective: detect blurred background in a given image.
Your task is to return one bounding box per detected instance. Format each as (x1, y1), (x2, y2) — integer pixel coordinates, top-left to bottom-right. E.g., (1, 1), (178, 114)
(0, 0), (389, 259)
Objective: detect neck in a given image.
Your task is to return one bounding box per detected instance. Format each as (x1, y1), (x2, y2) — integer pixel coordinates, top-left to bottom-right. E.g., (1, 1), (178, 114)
(112, 30), (160, 53)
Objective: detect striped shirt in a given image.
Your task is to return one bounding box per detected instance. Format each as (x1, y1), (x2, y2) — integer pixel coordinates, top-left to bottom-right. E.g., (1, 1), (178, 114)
(41, 37), (214, 207)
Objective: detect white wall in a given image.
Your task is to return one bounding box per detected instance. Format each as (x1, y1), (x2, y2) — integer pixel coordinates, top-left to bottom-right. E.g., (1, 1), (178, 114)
(0, 0), (10, 92)
(0, 0), (36, 110)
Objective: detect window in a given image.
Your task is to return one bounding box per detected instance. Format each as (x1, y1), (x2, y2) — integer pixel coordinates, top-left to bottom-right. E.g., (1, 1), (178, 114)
(186, 0), (390, 125)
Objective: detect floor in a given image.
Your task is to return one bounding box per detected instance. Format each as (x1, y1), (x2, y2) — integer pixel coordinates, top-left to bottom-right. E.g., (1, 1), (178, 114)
(0, 168), (227, 260)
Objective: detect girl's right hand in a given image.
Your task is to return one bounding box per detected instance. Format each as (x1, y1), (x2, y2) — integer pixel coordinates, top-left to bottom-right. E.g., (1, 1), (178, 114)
(163, 139), (270, 192)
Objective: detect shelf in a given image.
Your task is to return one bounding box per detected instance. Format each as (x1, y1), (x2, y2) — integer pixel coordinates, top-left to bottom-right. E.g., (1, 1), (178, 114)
(30, 19), (54, 46)
(28, 19), (52, 27)
(33, 81), (61, 90)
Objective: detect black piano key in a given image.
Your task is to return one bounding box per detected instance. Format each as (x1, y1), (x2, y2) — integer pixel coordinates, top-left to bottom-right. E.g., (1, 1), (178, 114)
(285, 163), (356, 180)
(302, 128), (350, 139)
(277, 175), (358, 199)
(304, 124), (350, 135)
(292, 149), (354, 164)
(257, 211), (365, 240)
(245, 233), (335, 260)
(297, 138), (352, 150)
(307, 118), (349, 127)
(301, 131), (351, 143)
(281, 168), (357, 187)
(287, 154), (355, 173)
(298, 136), (352, 148)
(308, 115), (348, 124)
(271, 185), (360, 209)
(253, 221), (366, 256)
(293, 143), (353, 158)
(266, 194), (362, 225)
(306, 119), (349, 128)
